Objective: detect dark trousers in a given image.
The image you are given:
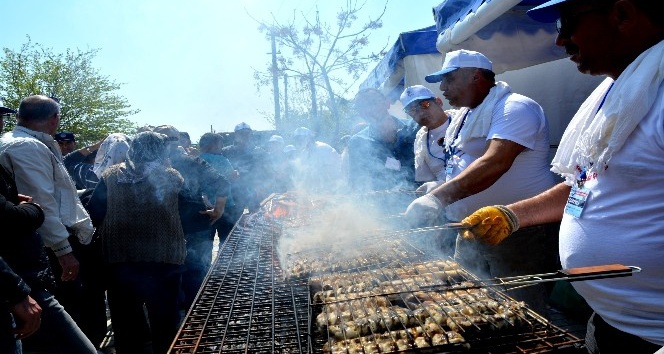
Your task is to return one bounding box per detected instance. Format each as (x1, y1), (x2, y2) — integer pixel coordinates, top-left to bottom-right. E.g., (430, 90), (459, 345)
(181, 229), (214, 310)
(107, 262), (182, 354)
(586, 312), (661, 354)
(455, 223), (561, 317)
(75, 239), (108, 348)
(48, 236), (107, 348)
(0, 307), (20, 354)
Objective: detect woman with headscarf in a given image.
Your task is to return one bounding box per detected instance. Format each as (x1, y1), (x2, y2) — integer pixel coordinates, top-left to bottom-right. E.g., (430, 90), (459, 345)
(86, 131), (185, 354)
(92, 133), (131, 179)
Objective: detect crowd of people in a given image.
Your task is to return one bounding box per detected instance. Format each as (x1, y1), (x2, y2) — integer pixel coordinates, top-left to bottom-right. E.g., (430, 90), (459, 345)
(0, 101), (375, 354)
(1, 0), (662, 353)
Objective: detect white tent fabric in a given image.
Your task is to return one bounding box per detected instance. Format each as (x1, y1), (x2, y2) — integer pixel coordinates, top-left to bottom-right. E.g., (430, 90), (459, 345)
(360, 0), (605, 150)
(434, 0), (567, 74)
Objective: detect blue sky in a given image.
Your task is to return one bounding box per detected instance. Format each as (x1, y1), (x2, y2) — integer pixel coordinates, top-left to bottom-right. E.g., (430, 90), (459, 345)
(1, 0), (438, 141)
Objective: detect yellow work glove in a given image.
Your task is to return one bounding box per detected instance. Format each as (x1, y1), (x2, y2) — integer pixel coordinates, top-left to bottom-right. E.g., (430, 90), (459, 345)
(461, 205), (519, 245)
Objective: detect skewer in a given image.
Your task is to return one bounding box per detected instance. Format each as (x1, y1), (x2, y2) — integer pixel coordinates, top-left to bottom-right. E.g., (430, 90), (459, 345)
(420, 265), (641, 292)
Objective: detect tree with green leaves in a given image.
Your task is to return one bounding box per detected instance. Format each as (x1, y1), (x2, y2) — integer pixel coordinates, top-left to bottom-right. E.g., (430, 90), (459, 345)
(253, 0), (388, 141)
(0, 37), (138, 145)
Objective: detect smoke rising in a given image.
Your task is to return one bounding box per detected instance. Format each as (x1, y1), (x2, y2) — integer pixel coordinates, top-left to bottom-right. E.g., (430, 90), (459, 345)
(273, 190), (453, 280)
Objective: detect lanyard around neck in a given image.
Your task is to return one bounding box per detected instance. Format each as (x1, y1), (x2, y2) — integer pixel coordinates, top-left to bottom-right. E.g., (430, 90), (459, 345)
(426, 116), (451, 162)
(444, 109), (470, 160)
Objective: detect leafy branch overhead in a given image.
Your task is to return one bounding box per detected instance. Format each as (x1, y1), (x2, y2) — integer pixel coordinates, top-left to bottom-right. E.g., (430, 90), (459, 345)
(0, 36), (138, 145)
(251, 0), (389, 139)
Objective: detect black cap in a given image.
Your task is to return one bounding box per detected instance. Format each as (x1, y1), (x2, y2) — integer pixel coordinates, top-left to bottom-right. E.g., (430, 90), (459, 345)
(0, 98), (16, 115)
(54, 132), (76, 142)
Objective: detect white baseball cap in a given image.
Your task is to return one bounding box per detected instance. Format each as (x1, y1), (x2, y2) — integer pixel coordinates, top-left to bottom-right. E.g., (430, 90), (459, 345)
(399, 85), (436, 109)
(425, 49), (493, 83)
(293, 127), (313, 137)
(234, 122), (252, 132)
(268, 134), (284, 143)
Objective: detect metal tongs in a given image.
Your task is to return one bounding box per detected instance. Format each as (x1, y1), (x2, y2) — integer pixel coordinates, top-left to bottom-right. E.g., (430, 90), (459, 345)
(405, 222), (470, 232)
(422, 264), (641, 292)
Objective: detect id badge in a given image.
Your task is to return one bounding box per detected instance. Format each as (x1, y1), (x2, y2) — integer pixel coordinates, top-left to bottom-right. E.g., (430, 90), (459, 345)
(385, 157), (401, 171)
(564, 185), (590, 218)
(445, 158), (454, 175)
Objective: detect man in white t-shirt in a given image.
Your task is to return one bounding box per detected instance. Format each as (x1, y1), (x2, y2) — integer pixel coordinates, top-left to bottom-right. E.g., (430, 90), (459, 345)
(405, 50), (559, 316)
(399, 85), (451, 188)
(460, 0), (664, 351)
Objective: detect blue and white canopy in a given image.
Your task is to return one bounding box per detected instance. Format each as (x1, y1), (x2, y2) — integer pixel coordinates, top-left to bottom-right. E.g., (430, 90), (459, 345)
(361, 0), (566, 98)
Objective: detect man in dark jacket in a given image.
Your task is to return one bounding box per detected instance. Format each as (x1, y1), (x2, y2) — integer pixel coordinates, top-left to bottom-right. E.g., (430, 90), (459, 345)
(153, 125), (230, 310)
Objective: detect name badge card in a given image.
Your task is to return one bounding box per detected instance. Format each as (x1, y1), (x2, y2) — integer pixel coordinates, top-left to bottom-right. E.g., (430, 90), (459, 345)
(564, 185), (590, 218)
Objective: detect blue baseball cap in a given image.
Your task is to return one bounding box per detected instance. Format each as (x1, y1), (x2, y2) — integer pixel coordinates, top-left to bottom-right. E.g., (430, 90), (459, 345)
(527, 0), (570, 23)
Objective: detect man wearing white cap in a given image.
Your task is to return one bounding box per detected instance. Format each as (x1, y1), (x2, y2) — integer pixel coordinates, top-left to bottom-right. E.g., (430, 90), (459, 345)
(460, 0), (664, 351)
(405, 49), (559, 316)
(291, 127), (341, 193)
(399, 85), (453, 188)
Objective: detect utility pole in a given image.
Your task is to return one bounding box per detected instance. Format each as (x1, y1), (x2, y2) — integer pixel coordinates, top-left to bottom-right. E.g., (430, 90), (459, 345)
(283, 73), (289, 125)
(271, 31), (281, 130)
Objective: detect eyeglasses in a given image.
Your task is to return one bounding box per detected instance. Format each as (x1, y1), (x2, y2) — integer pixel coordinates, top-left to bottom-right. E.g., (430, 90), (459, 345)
(404, 100), (432, 115)
(556, 7), (605, 37)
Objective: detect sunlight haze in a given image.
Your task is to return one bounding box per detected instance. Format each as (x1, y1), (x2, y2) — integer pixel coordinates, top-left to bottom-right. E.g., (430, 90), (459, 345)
(1, 0), (438, 141)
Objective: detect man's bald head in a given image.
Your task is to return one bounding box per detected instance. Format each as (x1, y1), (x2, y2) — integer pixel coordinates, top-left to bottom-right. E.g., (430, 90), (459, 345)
(17, 95), (60, 124)
(16, 95), (61, 134)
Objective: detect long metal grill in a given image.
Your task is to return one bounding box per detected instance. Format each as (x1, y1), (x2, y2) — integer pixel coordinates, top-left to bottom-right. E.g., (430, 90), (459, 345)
(169, 192), (584, 353)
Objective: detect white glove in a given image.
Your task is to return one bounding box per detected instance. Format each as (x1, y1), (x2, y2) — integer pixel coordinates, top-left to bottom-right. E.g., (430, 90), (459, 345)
(416, 181), (444, 194)
(405, 194), (446, 228)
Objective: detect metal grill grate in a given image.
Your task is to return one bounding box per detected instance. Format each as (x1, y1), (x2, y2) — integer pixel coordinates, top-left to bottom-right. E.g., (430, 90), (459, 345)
(170, 192), (584, 354)
(170, 216), (310, 353)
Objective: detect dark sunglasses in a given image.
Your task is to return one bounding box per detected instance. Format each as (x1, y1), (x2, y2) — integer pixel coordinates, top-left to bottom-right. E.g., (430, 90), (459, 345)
(404, 100), (432, 115)
(556, 6), (607, 37)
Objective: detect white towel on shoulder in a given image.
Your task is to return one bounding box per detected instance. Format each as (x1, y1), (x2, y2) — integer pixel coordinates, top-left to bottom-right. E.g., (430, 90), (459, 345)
(551, 39), (664, 182)
(444, 81), (511, 150)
